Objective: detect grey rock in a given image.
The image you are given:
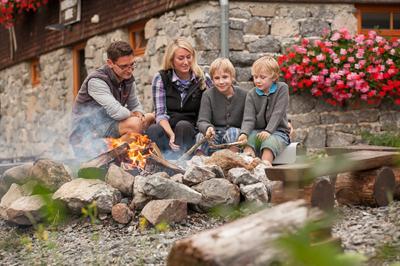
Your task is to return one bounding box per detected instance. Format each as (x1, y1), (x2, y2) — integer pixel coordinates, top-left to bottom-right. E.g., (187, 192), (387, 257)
(192, 178), (240, 212)
(0, 163), (33, 198)
(227, 167), (259, 185)
(142, 174), (202, 204)
(30, 159), (72, 191)
(203, 165), (225, 179)
(229, 30), (245, 50)
(132, 175), (153, 210)
(112, 203), (133, 224)
(229, 18), (244, 30)
(247, 36), (281, 53)
(52, 178), (121, 213)
(195, 27), (219, 51)
(300, 19), (330, 37)
(243, 17), (269, 35)
(141, 199), (187, 225)
(230, 51), (261, 67)
(288, 94), (316, 114)
(105, 164), (135, 196)
(183, 165), (216, 186)
(304, 127), (326, 148)
(6, 195), (45, 225)
(0, 183), (27, 219)
(240, 182), (269, 204)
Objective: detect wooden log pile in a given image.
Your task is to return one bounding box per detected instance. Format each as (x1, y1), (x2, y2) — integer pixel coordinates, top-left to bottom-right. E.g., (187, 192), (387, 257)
(266, 149), (400, 209)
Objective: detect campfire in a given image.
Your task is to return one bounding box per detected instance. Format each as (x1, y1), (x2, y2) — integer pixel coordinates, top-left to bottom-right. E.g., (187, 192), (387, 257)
(106, 133), (153, 170)
(80, 133), (185, 176)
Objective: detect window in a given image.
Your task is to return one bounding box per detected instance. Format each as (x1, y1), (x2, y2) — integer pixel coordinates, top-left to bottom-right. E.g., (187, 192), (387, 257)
(31, 58), (40, 87)
(129, 20), (148, 57)
(72, 42), (87, 98)
(356, 5), (400, 37)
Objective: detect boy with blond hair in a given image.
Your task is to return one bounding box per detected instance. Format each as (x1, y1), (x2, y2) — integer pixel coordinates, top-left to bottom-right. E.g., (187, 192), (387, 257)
(238, 56), (291, 165)
(196, 58), (247, 155)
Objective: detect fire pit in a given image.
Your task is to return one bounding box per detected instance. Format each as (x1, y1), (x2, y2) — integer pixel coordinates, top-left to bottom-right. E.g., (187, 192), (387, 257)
(80, 133), (185, 176)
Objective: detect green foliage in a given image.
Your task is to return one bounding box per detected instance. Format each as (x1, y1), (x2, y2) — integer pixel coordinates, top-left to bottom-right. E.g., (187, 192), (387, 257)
(78, 167), (107, 180)
(275, 218), (365, 266)
(155, 221), (170, 233)
(361, 131), (400, 148)
(81, 201), (98, 224)
(31, 183), (68, 227)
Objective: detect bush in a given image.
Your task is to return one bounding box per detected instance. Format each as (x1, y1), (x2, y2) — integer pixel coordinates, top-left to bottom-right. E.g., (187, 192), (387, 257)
(278, 28), (400, 106)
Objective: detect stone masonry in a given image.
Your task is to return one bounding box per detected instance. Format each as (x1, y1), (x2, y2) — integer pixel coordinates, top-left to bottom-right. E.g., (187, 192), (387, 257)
(0, 1), (398, 159)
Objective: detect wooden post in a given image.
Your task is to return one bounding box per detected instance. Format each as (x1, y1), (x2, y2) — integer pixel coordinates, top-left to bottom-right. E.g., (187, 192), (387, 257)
(335, 166), (395, 206)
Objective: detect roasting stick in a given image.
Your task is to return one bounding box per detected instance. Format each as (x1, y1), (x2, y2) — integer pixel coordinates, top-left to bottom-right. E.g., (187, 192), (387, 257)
(208, 140), (247, 150)
(178, 137), (208, 161)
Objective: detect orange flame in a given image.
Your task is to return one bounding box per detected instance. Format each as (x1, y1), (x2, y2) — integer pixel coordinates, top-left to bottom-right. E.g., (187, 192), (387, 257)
(106, 133), (152, 169)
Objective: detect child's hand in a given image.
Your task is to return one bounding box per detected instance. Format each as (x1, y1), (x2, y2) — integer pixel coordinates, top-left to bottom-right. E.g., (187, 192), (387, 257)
(205, 127), (215, 140)
(237, 134), (248, 144)
(256, 131), (270, 141)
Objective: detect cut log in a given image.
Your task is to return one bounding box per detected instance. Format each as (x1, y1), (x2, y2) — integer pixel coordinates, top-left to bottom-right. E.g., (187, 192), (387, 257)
(145, 154), (185, 176)
(392, 167), (400, 200)
(80, 143), (129, 169)
(325, 145), (400, 156)
(335, 166), (395, 206)
(167, 200), (327, 266)
(270, 176), (335, 211)
(266, 150), (400, 183)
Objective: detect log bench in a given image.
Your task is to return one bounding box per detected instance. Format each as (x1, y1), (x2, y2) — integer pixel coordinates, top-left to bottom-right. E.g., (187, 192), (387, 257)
(265, 150), (400, 209)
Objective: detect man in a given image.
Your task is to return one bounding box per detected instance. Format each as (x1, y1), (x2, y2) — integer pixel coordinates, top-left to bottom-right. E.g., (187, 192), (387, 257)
(70, 41), (153, 159)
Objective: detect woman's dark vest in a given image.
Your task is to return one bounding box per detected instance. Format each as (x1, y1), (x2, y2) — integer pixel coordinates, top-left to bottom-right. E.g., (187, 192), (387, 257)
(159, 69), (204, 128)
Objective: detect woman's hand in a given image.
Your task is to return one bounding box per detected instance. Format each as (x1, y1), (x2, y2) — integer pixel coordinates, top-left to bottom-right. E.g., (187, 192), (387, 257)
(256, 131), (270, 141)
(205, 127), (215, 140)
(168, 134), (180, 151)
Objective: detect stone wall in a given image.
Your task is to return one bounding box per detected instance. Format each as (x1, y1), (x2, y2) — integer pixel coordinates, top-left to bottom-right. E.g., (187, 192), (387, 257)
(0, 1), (398, 159)
(0, 49), (74, 159)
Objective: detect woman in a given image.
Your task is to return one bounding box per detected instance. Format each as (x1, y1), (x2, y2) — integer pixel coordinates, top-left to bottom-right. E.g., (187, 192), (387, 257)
(147, 37), (212, 157)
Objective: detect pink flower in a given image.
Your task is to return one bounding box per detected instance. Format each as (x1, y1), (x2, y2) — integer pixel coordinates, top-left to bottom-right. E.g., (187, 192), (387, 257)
(333, 58), (340, 64)
(316, 54), (326, 61)
(340, 48), (347, 55)
(355, 34), (365, 44)
(331, 32), (341, 41)
(348, 57), (355, 63)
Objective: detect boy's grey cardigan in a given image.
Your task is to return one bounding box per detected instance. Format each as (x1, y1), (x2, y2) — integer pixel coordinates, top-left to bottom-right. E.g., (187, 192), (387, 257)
(197, 86), (247, 134)
(240, 81), (290, 136)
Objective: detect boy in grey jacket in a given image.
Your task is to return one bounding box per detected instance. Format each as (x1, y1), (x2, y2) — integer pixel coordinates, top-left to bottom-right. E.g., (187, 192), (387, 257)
(238, 56), (291, 165)
(196, 58), (247, 155)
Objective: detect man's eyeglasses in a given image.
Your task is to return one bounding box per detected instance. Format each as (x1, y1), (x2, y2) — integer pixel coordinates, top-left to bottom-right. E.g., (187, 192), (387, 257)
(115, 61), (137, 70)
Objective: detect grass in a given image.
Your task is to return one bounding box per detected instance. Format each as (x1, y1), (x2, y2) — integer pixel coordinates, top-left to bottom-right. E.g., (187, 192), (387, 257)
(361, 131), (400, 148)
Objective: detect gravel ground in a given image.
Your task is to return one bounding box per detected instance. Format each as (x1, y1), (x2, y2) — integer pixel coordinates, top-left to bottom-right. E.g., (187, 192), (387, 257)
(1, 202), (399, 265)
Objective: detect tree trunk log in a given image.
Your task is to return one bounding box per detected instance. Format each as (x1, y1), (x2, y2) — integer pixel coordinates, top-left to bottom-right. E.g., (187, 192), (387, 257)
(393, 167), (400, 200)
(167, 200), (328, 266)
(270, 177), (335, 211)
(335, 166), (395, 206)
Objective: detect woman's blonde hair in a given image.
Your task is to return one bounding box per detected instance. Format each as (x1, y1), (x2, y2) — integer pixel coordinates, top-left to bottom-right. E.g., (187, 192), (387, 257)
(209, 58), (236, 80)
(252, 56), (280, 81)
(162, 37), (206, 89)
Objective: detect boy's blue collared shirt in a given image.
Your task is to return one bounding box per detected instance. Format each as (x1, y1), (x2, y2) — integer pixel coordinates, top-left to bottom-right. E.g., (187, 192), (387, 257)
(255, 83), (277, 96)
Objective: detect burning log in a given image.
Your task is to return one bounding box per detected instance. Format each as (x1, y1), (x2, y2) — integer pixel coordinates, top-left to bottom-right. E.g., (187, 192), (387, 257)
(167, 200), (330, 266)
(335, 166), (396, 206)
(80, 143), (129, 169)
